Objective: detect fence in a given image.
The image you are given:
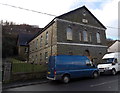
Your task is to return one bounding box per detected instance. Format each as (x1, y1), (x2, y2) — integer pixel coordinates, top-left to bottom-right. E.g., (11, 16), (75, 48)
(3, 60), (48, 83)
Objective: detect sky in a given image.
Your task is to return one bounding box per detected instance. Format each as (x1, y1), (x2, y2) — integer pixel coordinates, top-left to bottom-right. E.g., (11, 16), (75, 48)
(0, 0), (119, 40)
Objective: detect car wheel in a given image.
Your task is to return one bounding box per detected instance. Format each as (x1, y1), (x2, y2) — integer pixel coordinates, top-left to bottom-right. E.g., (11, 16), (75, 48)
(92, 71), (99, 78)
(111, 69), (116, 75)
(62, 75), (70, 84)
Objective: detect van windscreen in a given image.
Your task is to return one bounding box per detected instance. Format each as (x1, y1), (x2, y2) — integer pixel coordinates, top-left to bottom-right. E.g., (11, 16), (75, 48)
(102, 58), (114, 64)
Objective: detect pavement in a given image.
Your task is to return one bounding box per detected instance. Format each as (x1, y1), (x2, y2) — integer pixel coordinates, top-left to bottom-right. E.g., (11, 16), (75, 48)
(2, 78), (49, 90)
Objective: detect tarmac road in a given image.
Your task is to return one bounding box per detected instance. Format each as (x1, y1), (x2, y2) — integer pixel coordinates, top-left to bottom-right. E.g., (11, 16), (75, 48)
(3, 73), (120, 92)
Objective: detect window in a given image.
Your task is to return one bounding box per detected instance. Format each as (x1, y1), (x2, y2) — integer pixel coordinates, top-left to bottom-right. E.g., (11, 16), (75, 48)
(79, 32), (82, 41)
(35, 55), (38, 63)
(45, 52), (48, 60)
(67, 27), (72, 40)
(89, 33), (92, 42)
(40, 36), (43, 47)
(36, 39), (38, 49)
(25, 47), (28, 53)
(96, 32), (101, 43)
(83, 31), (88, 41)
(32, 56), (34, 63)
(82, 19), (88, 23)
(40, 53), (42, 61)
(45, 32), (48, 45)
(32, 41), (34, 51)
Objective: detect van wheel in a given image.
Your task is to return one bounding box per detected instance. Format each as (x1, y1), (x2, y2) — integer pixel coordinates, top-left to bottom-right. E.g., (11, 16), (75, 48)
(111, 69), (116, 75)
(92, 71), (99, 78)
(62, 75), (70, 84)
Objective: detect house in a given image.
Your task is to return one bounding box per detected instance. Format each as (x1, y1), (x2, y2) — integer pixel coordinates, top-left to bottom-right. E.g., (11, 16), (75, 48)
(28, 6), (107, 64)
(17, 33), (36, 61)
(108, 40), (120, 52)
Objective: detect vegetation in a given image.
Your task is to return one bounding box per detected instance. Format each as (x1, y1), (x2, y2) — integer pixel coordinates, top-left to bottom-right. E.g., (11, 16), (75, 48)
(12, 63), (47, 73)
(6, 58), (47, 73)
(2, 33), (18, 58)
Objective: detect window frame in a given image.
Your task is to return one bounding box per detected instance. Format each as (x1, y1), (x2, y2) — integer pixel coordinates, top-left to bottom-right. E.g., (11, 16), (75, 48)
(96, 32), (101, 43)
(83, 30), (88, 42)
(67, 27), (73, 40)
(45, 32), (49, 45)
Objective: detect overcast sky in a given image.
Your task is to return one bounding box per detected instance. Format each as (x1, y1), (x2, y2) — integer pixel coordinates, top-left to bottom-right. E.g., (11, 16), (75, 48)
(0, 0), (119, 40)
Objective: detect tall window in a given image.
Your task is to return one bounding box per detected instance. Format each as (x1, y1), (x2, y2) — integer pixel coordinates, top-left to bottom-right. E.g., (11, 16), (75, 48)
(40, 36), (43, 47)
(45, 52), (48, 60)
(40, 53), (42, 61)
(45, 32), (48, 45)
(83, 31), (88, 41)
(89, 33), (92, 42)
(35, 55), (38, 63)
(36, 39), (38, 49)
(67, 27), (72, 40)
(96, 32), (101, 43)
(79, 32), (82, 41)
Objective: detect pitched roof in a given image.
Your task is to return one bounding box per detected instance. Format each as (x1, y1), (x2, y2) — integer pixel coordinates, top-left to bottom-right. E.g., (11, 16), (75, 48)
(17, 33), (35, 46)
(56, 6), (106, 29)
(28, 5), (106, 43)
(108, 40), (120, 52)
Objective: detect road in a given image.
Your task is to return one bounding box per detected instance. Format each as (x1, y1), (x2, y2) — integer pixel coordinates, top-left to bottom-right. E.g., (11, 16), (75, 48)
(3, 73), (120, 92)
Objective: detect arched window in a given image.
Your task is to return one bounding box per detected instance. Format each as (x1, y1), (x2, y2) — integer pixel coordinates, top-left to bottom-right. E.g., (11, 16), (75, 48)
(79, 32), (82, 41)
(83, 31), (88, 41)
(67, 27), (72, 40)
(89, 33), (92, 42)
(96, 32), (101, 43)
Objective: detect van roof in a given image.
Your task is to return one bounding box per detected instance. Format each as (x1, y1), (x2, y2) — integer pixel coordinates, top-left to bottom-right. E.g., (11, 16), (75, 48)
(102, 52), (120, 59)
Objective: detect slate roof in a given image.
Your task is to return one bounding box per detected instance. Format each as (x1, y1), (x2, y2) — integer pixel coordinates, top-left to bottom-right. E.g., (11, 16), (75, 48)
(17, 33), (35, 46)
(28, 5), (106, 43)
(108, 40), (120, 52)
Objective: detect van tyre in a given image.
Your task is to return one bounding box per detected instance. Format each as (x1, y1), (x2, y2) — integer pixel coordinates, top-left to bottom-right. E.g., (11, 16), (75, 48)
(92, 71), (99, 79)
(62, 75), (70, 84)
(111, 69), (116, 75)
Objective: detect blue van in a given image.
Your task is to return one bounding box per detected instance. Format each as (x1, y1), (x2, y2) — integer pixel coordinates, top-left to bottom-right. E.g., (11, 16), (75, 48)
(47, 55), (99, 83)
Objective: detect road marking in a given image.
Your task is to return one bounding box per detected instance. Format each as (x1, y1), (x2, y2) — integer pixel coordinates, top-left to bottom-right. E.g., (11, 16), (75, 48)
(90, 80), (118, 87)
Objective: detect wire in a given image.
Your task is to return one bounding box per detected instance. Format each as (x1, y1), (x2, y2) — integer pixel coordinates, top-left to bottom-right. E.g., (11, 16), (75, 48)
(106, 26), (120, 29)
(0, 3), (57, 17)
(0, 3), (119, 29)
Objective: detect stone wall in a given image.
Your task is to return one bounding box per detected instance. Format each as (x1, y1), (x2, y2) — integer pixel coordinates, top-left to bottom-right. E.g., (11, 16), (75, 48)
(29, 21), (57, 63)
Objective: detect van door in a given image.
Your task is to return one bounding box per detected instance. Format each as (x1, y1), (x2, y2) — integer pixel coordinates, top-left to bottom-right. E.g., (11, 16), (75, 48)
(83, 60), (94, 77)
(113, 58), (119, 72)
(48, 56), (55, 78)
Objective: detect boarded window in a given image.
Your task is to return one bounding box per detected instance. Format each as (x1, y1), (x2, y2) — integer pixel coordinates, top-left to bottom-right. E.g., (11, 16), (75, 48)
(67, 27), (72, 40)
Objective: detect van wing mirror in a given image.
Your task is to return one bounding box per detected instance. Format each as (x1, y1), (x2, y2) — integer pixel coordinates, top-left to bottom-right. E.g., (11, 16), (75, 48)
(86, 61), (91, 66)
(112, 62), (115, 65)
